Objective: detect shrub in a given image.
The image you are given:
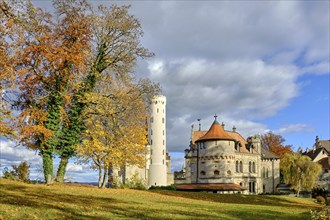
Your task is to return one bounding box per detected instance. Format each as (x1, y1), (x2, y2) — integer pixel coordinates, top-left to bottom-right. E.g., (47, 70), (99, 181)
(3, 162), (31, 183)
(120, 173), (146, 190)
(312, 187), (328, 199)
(149, 185), (176, 190)
(310, 206), (329, 220)
(316, 196), (326, 204)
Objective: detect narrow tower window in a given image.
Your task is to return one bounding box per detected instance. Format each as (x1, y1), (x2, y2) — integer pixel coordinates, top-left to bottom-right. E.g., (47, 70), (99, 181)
(162, 118), (164, 123)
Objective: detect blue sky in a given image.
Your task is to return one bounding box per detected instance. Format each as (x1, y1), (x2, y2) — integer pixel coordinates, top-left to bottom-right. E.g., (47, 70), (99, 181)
(1, 0), (329, 182)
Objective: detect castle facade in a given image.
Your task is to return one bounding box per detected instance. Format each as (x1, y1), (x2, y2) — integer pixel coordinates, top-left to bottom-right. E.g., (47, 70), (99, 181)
(175, 116), (280, 194)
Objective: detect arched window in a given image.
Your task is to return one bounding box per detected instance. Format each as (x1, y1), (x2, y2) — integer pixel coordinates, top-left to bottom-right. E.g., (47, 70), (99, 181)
(249, 162), (252, 173)
(240, 161), (243, 173)
(236, 161), (239, 172)
(262, 167), (265, 178)
(266, 168), (269, 178)
(214, 170), (220, 175)
(200, 171), (206, 176)
(252, 162), (256, 173)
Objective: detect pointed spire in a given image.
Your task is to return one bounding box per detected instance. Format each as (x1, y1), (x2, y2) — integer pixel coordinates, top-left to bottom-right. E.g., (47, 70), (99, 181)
(196, 115), (234, 142)
(197, 118), (201, 131)
(213, 114), (219, 124)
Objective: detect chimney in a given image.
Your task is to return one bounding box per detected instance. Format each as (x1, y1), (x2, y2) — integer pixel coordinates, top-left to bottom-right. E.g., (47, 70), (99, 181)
(232, 126), (236, 132)
(221, 122), (225, 129)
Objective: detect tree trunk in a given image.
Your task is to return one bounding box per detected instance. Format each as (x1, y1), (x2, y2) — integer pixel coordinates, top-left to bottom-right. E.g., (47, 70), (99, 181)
(56, 156), (69, 183)
(101, 167), (108, 188)
(98, 166), (103, 188)
(42, 152), (54, 184)
(296, 179), (301, 197)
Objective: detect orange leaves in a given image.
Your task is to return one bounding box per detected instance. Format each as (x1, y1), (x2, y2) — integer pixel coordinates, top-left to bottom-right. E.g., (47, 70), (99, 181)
(261, 132), (293, 158)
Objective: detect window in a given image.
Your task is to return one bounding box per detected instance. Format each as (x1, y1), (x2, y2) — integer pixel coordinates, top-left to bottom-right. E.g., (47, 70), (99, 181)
(163, 130), (165, 135)
(151, 149), (153, 155)
(249, 162), (252, 173)
(236, 161), (239, 172)
(151, 129), (153, 135)
(162, 117), (164, 123)
(262, 167), (265, 178)
(249, 182), (255, 193)
(214, 170), (220, 175)
(162, 149), (164, 155)
(163, 159), (164, 164)
(252, 162), (256, 173)
(150, 117), (153, 123)
(151, 159), (152, 164)
(200, 171), (206, 175)
(157, 108), (159, 113)
(151, 139), (153, 145)
(239, 161), (243, 173)
(266, 168), (269, 178)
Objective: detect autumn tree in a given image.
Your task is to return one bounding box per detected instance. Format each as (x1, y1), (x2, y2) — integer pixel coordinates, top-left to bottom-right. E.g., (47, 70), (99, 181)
(55, 3), (154, 182)
(261, 132), (293, 158)
(281, 154), (322, 196)
(76, 75), (158, 188)
(2, 0), (154, 183)
(1, 0), (92, 183)
(0, 0), (18, 139)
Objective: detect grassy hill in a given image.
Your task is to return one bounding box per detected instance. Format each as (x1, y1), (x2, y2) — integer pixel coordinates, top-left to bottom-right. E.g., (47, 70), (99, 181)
(0, 179), (321, 219)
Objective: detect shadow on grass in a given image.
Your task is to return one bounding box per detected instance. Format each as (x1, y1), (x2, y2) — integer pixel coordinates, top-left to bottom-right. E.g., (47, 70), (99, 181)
(0, 181), (136, 219)
(0, 180), (319, 219)
(0, 181), (217, 219)
(149, 190), (319, 209)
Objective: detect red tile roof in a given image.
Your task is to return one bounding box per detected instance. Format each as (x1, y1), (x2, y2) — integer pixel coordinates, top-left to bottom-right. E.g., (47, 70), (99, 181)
(196, 120), (235, 142)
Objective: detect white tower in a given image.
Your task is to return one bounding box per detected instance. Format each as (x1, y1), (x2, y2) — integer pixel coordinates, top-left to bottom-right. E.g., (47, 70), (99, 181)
(148, 95), (167, 186)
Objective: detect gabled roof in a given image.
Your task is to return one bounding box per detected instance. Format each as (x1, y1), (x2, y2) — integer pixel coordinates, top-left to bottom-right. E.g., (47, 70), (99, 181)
(319, 140), (330, 152)
(261, 146), (280, 159)
(196, 119), (235, 142)
(227, 131), (250, 153)
(192, 130), (207, 144)
(303, 147), (329, 161)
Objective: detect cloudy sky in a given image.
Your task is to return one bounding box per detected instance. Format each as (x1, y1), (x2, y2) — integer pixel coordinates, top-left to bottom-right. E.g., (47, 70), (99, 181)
(1, 1), (329, 182)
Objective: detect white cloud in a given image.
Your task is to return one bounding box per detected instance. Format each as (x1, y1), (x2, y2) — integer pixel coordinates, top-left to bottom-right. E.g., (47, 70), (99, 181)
(148, 58), (302, 151)
(0, 139), (41, 165)
(274, 124), (314, 135)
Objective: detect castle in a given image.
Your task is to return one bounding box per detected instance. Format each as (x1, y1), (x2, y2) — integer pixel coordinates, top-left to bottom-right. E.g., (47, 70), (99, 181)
(175, 116), (280, 194)
(112, 95), (173, 187)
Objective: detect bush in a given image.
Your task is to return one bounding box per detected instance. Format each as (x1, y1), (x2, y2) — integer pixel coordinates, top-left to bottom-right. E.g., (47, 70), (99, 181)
(312, 187), (328, 200)
(119, 173), (146, 190)
(3, 161), (31, 183)
(149, 185), (176, 191)
(310, 206), (329, 220)
(316, 196), (326, 204)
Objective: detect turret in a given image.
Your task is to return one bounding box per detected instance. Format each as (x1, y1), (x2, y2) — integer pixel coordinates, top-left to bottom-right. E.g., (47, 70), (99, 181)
(148, 95), (167, 186)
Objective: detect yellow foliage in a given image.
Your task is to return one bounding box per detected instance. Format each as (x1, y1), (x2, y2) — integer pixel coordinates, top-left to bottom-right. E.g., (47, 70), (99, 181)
(76, 74), (156, 172)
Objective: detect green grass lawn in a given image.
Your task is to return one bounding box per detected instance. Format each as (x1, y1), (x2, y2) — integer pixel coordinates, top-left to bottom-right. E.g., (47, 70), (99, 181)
(0, 179), (322, 219)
